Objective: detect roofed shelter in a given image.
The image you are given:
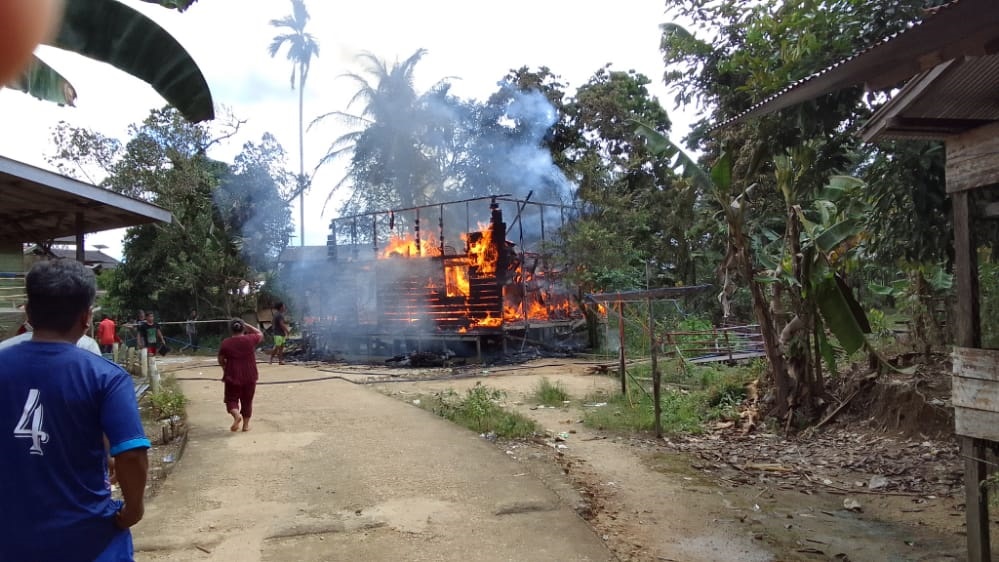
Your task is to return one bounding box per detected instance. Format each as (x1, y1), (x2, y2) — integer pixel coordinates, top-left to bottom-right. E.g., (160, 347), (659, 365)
(0, 155), (171, 315)
(721, 0), (999, 558)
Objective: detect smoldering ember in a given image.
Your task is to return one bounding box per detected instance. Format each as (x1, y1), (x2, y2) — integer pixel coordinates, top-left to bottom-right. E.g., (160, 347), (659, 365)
(6, 1), (999, 561)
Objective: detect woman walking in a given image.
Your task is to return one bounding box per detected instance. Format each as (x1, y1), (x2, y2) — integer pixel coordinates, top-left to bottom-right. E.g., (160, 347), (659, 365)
(218, 319), (263, 432)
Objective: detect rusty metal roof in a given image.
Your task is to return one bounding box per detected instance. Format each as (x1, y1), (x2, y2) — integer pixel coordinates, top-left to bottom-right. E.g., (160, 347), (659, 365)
(714, 0), (999, 130)
(861, 54), (999, 141)
(0, 156), (172, 243)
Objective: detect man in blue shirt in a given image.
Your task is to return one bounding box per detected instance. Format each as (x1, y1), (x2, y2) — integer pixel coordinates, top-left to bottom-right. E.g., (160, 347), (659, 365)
(0, 259), (150, 561)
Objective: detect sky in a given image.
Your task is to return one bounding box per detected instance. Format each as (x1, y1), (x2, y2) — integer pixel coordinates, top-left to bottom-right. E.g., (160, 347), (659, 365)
(0, 0), (701, 261)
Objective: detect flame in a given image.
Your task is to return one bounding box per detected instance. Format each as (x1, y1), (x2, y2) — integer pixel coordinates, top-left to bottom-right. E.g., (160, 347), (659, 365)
(473, 312), (502, 328)
(445, 260), (470, 297)
(528, 300), (548, 320)
(381, 233), (442, 258)
(597, 303), (607, 315)
(463, 225), (497, 274)
(373, 221), (586, 332)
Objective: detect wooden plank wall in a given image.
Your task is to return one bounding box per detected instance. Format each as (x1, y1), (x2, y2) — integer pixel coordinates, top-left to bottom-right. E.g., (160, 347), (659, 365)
(953, 347), (999, 439)
(947, 121), (999, 193)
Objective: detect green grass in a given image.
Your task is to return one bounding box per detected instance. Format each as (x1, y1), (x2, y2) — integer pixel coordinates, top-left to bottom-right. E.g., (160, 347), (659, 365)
(533, 377), (570, 407)
(583, 364), (753, 435)
(421, 383), (538, 438)
(148, 375), (188, 419)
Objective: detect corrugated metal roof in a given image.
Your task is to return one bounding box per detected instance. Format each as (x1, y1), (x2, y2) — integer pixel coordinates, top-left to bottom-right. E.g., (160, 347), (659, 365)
(712, 0), (999, 130)
(861, 54), (999, 140)
(0, 156), (172, 243)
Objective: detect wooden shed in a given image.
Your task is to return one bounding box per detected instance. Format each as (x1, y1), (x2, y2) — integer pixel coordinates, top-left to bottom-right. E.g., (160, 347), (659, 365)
(720, 0), (999, 558)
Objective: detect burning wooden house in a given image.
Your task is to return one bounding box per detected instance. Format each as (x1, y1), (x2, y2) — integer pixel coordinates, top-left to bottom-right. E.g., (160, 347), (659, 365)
(279, 195), (582, 359)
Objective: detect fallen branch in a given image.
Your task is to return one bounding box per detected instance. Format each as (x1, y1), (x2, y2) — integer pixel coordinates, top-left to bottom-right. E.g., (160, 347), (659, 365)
(814, 389), (860, 429)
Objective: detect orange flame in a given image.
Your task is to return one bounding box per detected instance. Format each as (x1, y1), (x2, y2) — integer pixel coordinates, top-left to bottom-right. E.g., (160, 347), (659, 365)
(463, 225), (497, 274)
(445, 260), (470, 297)
(472, 312), (502, 328)
(381, 234), (442, 258)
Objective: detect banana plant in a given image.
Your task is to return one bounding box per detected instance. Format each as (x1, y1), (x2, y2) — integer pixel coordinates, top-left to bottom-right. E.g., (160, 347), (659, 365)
(633, 120), (795, 416)
(6, 0), (213, 122)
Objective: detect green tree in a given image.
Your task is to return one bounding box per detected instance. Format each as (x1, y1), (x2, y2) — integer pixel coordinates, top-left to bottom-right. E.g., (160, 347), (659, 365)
(563, 67), (713, 291)
(8, 0), (213, 122)
(49, 107), (293, 321)
(269, 0), (320, 246)
(655, 0), (953, 421)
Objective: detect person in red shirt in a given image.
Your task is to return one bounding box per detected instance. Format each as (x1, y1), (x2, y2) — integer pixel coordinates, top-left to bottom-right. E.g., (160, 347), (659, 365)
(96, 314), (116, 355)
(218, 319), (263, 432)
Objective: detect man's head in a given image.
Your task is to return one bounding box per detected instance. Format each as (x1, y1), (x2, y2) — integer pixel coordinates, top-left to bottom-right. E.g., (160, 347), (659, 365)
(274, 302), (285, 313)
(145, 312), (154, 323)
(230, 319), (245, 334)
(190, 310), (197, 319)
(25, 259), (96, 336)
(137, 309), (144, 320)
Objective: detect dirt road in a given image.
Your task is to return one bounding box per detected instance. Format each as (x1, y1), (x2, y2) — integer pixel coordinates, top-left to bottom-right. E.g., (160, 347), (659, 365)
(131, 363), (612, 561)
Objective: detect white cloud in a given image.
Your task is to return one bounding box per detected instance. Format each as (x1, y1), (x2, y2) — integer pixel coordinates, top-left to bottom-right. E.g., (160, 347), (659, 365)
(0, 0), (701, 260)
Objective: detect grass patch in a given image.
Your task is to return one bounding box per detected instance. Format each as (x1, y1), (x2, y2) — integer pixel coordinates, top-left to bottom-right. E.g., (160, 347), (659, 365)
(582, 364), (753, 435)
(533, 377), (570, 407)
(422, 383), (538, 438)
(148, 375), (188, 420)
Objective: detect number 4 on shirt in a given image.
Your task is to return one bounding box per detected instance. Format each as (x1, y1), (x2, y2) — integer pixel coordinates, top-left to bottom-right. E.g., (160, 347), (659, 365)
(14, 389), (48, 455)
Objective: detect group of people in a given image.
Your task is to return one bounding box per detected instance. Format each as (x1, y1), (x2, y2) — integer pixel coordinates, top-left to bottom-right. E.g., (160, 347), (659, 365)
(0, 258), (295, 560)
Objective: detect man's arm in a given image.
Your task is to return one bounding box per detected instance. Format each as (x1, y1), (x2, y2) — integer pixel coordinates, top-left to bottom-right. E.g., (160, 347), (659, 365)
(113, 448), (148, 528)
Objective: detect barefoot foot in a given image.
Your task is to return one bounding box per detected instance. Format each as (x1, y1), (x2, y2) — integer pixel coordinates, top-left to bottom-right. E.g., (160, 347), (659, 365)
(229, 410), (242, 432)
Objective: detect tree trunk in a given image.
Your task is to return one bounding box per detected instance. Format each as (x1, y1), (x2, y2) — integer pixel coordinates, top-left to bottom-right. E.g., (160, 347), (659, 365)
(298, 69), (306, 247)
(730, 215), (789, 417)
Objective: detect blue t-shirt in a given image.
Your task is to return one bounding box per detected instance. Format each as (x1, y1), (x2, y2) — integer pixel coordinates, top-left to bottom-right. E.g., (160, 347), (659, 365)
(0, 341), (151, 562)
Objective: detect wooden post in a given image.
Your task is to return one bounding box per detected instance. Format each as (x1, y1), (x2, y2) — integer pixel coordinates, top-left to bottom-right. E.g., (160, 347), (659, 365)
(649, 297), (661, 438)
(954, 191), (989, 561)
(953, 192), (981, 348)
(963, 436), (991, 562)
(75, 212), (85, 263)
(618, 301), (626, 395)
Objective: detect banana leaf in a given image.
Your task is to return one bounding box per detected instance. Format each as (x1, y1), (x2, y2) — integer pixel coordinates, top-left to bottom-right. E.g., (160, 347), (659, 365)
(139, 0), (200, 10)
(6, 57), (77, 106)
(39, 0), (213, 122)
(814, 218), (862, 254)
(816, 274), (871, 355)
(817, 323), (837, 375)
(710, 152), (732, 192)
(633, 120), (714, 191)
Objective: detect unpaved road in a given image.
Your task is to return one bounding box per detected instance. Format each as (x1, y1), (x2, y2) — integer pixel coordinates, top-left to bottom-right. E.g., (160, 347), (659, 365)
(131, 362), (612, 561)
(372, 363), (968, 562)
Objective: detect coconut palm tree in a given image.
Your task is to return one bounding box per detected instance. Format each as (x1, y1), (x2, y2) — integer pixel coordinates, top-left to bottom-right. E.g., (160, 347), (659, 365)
(268, 0), (319, 246)
(6, 0), (213, 123)
(312, 49), (458, 214)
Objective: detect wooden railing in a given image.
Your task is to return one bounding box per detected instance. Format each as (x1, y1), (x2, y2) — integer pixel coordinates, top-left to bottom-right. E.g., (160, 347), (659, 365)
(662, 323), (766, 364)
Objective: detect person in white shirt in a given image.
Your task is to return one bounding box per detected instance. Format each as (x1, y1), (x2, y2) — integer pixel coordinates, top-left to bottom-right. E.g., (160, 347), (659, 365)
(0, 330), (102, 355)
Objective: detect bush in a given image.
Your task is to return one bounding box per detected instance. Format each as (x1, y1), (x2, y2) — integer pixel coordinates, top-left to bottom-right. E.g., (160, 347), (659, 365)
(583, 364), (752, 435)
(148, 377), (187, 419)
(533, 378), (570, 407)
(426, 383), (537, 438)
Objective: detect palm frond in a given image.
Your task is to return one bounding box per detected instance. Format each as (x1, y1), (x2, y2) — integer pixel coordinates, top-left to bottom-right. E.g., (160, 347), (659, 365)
(50, 0), (213, 122)
(6, 56), (78, 106)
